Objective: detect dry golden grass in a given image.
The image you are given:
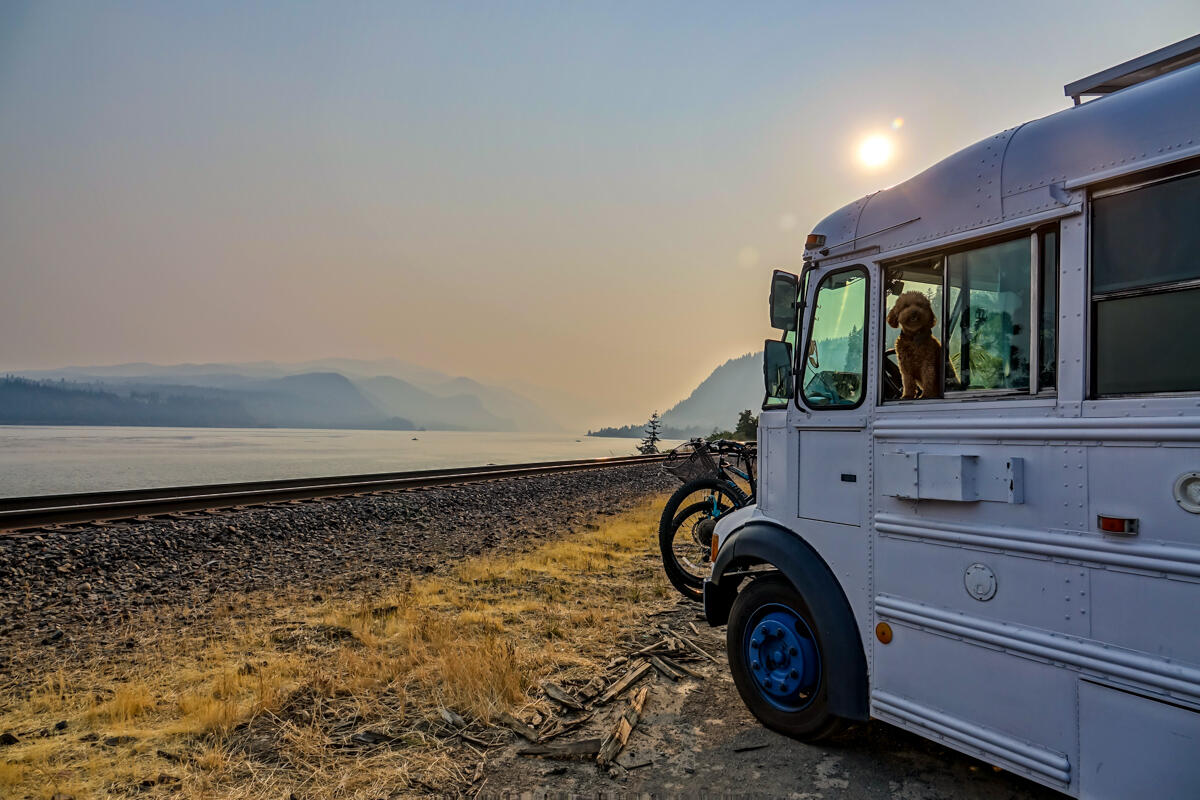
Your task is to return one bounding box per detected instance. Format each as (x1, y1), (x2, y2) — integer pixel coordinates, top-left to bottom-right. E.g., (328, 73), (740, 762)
(0, 494), (672, 799)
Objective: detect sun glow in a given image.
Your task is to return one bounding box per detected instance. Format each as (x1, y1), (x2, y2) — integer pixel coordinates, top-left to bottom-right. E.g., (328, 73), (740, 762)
(857, 134), (894, 168)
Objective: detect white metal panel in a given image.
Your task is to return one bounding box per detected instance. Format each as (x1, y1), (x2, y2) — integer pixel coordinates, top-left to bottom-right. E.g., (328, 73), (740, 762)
(1006, 62), (1200, 196)
(877, 452), (1023, 503)
(1086, 445), (1200, 548)
(797, 430), (865, 527)
(877, 451), (917, 498)
(870, 623), (1078, 794)
(875, 535), (1091, 638)
(757, 409), (791, 522)
(1078, 682), (1200, 800)
(1091, 569), (1200, 667)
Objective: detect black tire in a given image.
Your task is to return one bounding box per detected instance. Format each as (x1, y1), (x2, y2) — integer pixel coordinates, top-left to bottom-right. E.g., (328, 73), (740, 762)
(658, 478), (747, 601)
(726, 574), (849, 741)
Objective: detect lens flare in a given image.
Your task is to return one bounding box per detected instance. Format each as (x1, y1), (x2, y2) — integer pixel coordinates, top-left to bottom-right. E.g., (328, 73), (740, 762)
(858, 134), (893, 168)
(891, 117), (904, 130)
(737, 246), (760, 269)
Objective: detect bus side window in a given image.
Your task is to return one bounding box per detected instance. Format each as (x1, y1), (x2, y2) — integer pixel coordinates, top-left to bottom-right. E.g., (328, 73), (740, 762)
(883, 258), (944, 400)
(881, 228), (1057, 401)
(1092, 169), (1200, 395)
(947, 238), (1031, 392)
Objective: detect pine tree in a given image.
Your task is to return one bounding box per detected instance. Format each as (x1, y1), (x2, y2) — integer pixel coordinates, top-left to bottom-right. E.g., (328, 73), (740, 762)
(733, 409), (758, 441)
(638, 411), (662, 454)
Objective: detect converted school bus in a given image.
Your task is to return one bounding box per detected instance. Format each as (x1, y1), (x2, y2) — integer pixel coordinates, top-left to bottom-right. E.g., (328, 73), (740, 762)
(704, 36), (1200, 798)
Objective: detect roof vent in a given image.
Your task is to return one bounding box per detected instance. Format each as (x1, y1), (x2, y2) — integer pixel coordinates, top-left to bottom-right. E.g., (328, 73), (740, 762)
(1064, 33), (1200, 105)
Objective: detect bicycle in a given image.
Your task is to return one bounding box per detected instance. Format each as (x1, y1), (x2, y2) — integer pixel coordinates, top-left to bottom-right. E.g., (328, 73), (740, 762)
(659, 438), (757, 601)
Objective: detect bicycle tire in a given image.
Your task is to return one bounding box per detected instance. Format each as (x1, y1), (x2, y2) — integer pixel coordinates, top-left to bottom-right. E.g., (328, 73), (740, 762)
(658, 477), (748, 601)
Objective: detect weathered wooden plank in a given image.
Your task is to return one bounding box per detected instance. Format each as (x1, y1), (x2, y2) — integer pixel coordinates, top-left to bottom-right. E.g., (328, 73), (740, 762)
(648, 655), (682, 681)
(543, 682), (584, 711)
(632, 638), (671, 656)
(596, 660), (651, 705)
(657, 654), (705, 679)
(597, 686), (648, 766)
(675, 632), (718, 663)
(518, 738), (603, 758)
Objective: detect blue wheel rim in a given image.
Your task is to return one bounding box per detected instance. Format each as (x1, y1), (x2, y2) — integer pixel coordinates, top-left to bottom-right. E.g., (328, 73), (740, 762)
(743, 603), (820, 712)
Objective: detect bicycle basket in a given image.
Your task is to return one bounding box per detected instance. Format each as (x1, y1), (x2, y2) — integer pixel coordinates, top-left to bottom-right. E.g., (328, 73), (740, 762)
(663, 443), (718, 483)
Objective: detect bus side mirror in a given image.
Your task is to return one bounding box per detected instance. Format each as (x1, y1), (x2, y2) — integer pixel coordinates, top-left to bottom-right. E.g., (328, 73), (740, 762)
(764, 339), (794, 399)
(769, 270), (799, 331)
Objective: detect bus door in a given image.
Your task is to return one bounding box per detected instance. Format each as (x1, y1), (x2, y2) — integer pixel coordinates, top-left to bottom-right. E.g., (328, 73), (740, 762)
(788, 265), (874, 628)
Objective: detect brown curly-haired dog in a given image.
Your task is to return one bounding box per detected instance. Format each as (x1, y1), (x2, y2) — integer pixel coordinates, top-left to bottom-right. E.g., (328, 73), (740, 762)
(887, 291), (946, 399)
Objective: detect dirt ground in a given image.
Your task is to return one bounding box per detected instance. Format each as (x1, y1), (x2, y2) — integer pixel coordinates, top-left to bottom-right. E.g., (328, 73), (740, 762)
(477, 601), (1061, 800)
(2, 488), (1065, 799)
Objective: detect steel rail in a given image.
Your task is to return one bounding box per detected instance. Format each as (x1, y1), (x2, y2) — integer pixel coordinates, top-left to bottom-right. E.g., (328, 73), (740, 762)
(0, 453), (668, 533)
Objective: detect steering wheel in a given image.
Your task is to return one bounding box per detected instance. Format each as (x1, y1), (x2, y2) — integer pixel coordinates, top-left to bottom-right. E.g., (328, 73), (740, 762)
(883, 348), (903, 401)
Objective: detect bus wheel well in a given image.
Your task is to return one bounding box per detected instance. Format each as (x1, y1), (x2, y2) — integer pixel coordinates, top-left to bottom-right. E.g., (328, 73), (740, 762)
(704, 521), (869, 722)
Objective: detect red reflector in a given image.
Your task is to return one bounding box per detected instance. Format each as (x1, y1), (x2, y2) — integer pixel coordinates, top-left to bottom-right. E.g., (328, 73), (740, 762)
(1098, 515), (1138, 534)
(805, 234), (826, 249)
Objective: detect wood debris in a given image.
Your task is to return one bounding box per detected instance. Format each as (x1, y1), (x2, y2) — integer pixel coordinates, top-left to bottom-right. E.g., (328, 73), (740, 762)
(597, 686), (648, 766)
(518, 737), (603, 759)
(495, 712), (539, 742)
(538, 711), (592, 742)
(647, 655), (682, 682)
(656, 654), (705, 679)
(674, 632), (718, 663)
(596, 660), (652, 705)
(542, 682), (585, 711)
(578, 675), (606, 701)
(632, 638), (671, 656)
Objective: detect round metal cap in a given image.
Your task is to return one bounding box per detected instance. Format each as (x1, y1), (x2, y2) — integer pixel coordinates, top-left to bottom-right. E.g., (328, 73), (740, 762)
(964, 563), (997, 601)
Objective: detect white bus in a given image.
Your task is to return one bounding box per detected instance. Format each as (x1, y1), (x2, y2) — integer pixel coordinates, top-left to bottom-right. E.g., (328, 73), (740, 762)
(704, 35), (1200, 798)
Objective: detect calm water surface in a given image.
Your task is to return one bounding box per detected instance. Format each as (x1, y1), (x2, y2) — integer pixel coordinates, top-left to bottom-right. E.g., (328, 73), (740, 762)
(0, 426), (667, 497)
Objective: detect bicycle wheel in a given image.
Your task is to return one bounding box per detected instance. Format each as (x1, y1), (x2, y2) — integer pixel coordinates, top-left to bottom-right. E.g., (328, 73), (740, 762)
(658, 477), (747, 601)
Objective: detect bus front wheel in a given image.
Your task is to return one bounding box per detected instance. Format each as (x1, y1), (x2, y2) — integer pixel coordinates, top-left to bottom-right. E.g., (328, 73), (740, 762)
(727, 574), (849, 742)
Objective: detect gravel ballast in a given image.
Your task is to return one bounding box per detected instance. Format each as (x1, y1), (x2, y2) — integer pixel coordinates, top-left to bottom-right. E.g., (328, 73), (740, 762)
(0, 463), (675, 671)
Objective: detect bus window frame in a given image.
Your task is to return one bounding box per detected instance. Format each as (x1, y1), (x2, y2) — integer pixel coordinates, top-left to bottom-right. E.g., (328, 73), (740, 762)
(1087, 160), (1200, 399)
(797, 264), (871, 412)
(877, 225), (1060, 406)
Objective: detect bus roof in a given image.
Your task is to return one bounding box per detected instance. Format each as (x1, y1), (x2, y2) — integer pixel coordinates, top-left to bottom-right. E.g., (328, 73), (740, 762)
(805, 52), (1200, 266)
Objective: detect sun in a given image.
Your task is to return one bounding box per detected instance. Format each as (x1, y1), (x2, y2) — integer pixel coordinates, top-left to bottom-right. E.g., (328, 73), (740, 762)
(857, 134), (893, 168)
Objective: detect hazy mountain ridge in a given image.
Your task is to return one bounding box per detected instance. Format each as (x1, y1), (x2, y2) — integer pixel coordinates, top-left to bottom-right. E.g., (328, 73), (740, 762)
(2, 358), (564, 432)
(356, 375), (514, 431)
(659, 352), (762, 430)
(589, 351), (764, 438)
(0, 375), (417, 430)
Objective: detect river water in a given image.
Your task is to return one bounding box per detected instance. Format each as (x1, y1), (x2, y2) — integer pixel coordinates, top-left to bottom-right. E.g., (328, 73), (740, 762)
(0, 426), (667, 498)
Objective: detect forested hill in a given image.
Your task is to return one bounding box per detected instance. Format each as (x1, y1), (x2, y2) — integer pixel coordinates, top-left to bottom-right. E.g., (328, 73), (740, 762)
(659, 352), (761, 430)
(589, 351), (763, 438)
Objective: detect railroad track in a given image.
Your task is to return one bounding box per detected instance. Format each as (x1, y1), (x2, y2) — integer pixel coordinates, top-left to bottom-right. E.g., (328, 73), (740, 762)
(0, 453), (668, 533)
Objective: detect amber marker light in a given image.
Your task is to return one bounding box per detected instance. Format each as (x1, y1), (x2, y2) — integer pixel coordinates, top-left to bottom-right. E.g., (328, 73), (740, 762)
(876, 622), (893, 644)
(805, 233), (826, 249)
(710, 531), (720, 563)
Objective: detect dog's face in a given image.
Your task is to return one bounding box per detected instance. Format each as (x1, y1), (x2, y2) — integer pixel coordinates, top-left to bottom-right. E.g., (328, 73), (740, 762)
(887, 291), (936, 334)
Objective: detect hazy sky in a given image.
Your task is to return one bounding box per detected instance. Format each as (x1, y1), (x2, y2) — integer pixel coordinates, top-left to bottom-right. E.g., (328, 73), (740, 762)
(2, 2), (1198, 427)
